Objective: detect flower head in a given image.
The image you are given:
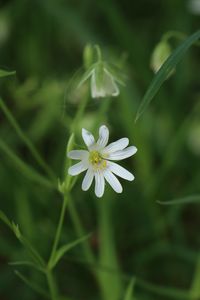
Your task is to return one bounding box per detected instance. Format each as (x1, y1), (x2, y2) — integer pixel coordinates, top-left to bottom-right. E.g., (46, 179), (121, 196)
(78, 62), (123, 98)
(68, 125), (137, 198)
(78, 45), (125, 99)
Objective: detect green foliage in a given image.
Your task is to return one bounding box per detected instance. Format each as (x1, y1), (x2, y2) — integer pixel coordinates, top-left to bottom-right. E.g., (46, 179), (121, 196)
(135, 30), (200, 122)
(0, 1), (200, 300)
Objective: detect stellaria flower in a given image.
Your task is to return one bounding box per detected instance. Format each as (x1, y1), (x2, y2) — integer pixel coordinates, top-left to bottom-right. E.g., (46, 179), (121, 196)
(68, 125), (137, 198)
(78, 45), (125, 98)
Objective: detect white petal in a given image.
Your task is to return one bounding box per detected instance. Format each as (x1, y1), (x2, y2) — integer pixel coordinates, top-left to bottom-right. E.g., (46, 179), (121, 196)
(104, 170), (122, 193)
(68, 161), (88, 176)
(82, 128), (95, 149)
(82, 168), (94, 191)
(91, 72), (105, 98)
(108, 146), (137, 160)
(103, 68), (119, 97)
(102, 138), (129, 155)
(97, 125), (109, 148)
(94, 172), (105, 198)
(108, 161), (134, 181)
(68, 150), (89, 160)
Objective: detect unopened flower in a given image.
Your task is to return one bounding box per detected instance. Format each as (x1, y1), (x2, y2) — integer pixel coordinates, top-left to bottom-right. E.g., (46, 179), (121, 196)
(78, 62), (122, 98)
(150, 40), (172, 73)
(68, 125), (137, 198)
(78, 45), (125, 98)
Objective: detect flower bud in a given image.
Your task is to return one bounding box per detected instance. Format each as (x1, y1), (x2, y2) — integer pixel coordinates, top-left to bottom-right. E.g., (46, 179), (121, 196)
(150, 41), (172, 73)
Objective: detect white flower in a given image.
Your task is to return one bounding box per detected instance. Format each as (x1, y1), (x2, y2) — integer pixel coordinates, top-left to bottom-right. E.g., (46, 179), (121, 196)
(68, 125), (137, 198)
(78, 62), (123, 99)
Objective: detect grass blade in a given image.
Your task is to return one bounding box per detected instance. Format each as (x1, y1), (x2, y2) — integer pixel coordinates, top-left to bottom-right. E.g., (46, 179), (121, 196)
(157, 194), (200, 205)
(0, 139), (55, 189)
(124, 278), (135, 300)
(135, 30), (200, 122)
(15, 270), (49, 299)
(0, 69), (16, 77)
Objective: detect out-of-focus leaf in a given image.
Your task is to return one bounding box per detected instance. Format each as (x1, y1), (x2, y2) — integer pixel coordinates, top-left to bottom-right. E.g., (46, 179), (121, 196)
(9, 261), (44, 272)
(124, 278), (136, 300)
(0, 69), (16, 78)
(15, 270), (49, 299)
(135, 30), (200, 122)
(157, 194), (200, 205)
(0, 210), (13, 230)
(0, 210), (45, 268)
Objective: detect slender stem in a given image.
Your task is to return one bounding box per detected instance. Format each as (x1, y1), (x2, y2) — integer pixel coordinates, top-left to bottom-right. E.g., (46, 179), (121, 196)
(46, 269), (59, 300)
(48, 193), (69, 266)
(0, 98), (56, 182)
(190, 254), (200, 298)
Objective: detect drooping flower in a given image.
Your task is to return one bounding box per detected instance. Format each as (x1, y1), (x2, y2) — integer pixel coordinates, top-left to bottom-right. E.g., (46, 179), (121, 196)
(67, 125), (137, 198)
(78, 45), (125, 98)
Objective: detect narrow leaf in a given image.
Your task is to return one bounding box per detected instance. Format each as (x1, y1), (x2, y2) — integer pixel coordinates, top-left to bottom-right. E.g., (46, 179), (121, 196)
(0, 139), (54, 189)
(9, 261), (44, 272)
(0, 69), (16, 78)
(135, 30), (200, 122)
(15, 270), (49, 299)
(50, 233), (91, 269)
(124, 278), (135, 300)
(0, 210), (13, 230)
(157, 194), (200, 205)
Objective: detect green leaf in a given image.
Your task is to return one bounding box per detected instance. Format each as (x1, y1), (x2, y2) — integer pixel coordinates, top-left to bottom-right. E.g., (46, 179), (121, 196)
(9, 261), (44, 272)
(15, 270), (49, 299)
(124, 278), (135, 300)
(135, 30), (200, 122)
(0, 69), (16, 78)
(49, 233), (91, 269)
(0, 209), (45, 268)
(157, 194), (200, 205)
(0, 138), (54, 189)
(0, 210), (13, 230)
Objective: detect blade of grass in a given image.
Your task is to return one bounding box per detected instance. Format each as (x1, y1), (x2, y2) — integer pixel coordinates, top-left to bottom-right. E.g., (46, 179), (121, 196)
(124, 278), (136, 300)
(157, 194), (200, 205)
(0, 97), (56, 181)
(0, 139), (55, 189)
(0, 69), (16, 77)
(15, 270), (49, 299)
(135, 30), (200, 122)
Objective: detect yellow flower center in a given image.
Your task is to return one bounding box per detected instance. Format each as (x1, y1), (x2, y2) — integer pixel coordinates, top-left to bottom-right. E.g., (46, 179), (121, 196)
(89, 150), (107, 170)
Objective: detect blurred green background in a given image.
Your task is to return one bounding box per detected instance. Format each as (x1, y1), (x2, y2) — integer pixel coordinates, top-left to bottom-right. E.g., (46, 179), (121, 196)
(0, 0), (200, 299)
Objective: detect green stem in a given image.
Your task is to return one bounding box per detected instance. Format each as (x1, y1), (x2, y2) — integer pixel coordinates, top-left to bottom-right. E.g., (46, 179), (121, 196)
(46, 269), (59, 300)
(0, 98), (56, 182)
(48, 193), (69, 267)
(190, 255), (200, 298)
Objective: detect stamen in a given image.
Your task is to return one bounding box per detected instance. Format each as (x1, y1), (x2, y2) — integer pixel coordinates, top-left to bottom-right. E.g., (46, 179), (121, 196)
(89, 150), (107, 170)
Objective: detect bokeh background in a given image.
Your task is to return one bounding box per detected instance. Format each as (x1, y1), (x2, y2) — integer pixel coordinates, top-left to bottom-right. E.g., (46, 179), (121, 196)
(0, 0), (200, 299)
